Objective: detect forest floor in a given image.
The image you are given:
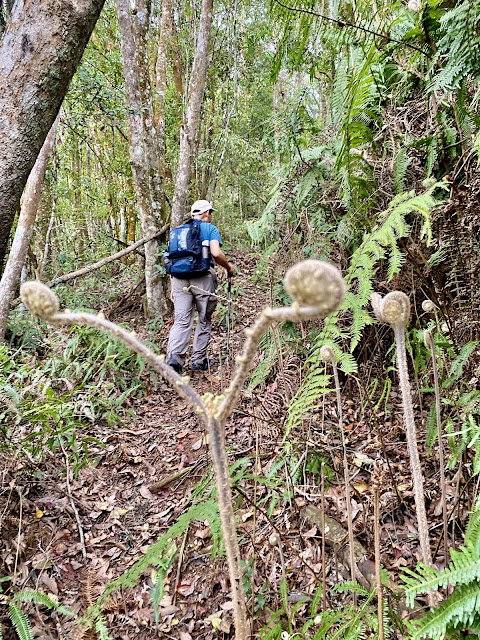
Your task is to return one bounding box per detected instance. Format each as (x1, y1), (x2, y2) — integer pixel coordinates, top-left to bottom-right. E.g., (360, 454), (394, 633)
(0, 250), (464, 639)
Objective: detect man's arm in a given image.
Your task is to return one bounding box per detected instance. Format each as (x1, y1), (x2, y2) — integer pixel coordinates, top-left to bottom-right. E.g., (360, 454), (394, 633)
(210, 239), (234, 274)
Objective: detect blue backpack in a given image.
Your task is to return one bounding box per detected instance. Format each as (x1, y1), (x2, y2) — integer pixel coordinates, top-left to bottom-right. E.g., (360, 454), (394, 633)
(164, 219), (210, 278)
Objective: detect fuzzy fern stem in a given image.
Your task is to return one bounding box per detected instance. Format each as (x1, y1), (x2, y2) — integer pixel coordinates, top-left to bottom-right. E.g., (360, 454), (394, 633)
(372, 292), (433, 569)
(394, 321), (433, 568)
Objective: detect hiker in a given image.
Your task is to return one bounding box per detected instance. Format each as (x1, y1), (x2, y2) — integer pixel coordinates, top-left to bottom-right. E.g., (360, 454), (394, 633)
(165, 199), (235, 374)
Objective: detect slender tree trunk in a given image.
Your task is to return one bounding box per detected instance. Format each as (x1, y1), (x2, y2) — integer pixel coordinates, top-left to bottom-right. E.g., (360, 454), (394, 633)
(273, 77), (281, 170)
(0, 120), (58, 341)
(171, 0), (214, 227)
(170, 15), (184, 98)
(155, 0), (171, 176)
(116, 0), (168, 318)
(0, 0), (13, 38)
(38, 201), (57, 280)
(0, 0), (105, 272)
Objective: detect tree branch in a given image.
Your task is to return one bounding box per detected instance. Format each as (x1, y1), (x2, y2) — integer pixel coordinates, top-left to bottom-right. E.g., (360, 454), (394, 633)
(10, 225), (168, 308)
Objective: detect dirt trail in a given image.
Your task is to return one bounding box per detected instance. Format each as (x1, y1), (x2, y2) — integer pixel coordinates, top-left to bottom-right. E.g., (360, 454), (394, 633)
(1, 251), (277, 639)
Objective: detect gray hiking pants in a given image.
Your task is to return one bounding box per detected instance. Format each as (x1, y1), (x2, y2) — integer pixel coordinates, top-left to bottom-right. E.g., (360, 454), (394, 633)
(167, 269), (218, 367)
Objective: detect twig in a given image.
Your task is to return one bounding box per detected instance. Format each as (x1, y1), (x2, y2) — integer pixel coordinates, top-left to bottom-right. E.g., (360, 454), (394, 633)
(321, 346), (357, 604)
(11, 225), (168, 307)
(321, 462), (327, 612)
(272, 0), (431, 57)
(172, 525), (190, 607)
(58, 435), (87, 559)
(373, 465), (384, 640)
(424, 329), (449, 563)
(148, 465), (195, 493)
(13, 487), (23, 579)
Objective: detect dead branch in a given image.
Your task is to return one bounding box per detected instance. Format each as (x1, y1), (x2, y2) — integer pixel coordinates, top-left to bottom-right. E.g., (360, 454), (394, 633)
(11, 224), (168, 307)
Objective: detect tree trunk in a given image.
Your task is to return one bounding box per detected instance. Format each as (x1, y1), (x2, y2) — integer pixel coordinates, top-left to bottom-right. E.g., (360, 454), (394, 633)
(0, 0), (106, 272)
(155, 0), (172, 182)
(170, 14), (184, 98)
(0, 119), (58, 341)
(116, 0), (168, 318)
(170, 0), (214, 227)
(38, 199), (57, 280)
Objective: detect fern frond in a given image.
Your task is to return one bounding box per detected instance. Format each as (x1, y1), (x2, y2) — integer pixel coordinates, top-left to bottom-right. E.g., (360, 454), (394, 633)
(444, 341), (478, 388)
(406, 580), (480, 640)
(13, 589), (74, 617)
(287, 181), (448, 434)
(9, 603), (32, 640)
(393, 147), (412, 194)
(95, 613), (113, 640)
(402, 544), (480, 606)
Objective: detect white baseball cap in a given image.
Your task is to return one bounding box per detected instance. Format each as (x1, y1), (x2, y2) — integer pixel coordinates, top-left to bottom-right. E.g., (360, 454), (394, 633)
(190, 200), (214, 216)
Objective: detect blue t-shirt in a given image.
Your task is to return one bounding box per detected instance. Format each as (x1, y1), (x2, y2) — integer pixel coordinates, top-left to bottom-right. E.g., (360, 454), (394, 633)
(200, 222), (222, 245)
(200, 222), (222, 267)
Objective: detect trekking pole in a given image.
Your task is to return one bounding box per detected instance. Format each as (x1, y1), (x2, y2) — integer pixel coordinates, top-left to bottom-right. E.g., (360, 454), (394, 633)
(226, 273), (232, 358)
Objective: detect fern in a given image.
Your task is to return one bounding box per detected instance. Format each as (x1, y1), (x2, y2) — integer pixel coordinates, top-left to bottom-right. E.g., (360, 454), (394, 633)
(80, 497), (221, 634)
(12, 589), (74, 617)
(402, 501), (480, 639)
(443, 341), (478, 389)
(8, 604), (32, 640)
(287, 181), (448, 434)
(95, 613), (113, 640)
(101, 498), (220, 600)
(393, 146), (412, 194)
(332, 45), (380, 218)
(430, 1), (480, 94)
(150, 547), (177, 624)
(260, 581), (387, 640)
(406, 581), (480, 640)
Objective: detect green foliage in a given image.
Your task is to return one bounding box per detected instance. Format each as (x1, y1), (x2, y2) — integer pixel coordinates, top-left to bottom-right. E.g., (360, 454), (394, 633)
(1, 589), (74, 640)
(287, 181), (447, 434)
(150, 548), (177, 624)
(430, 1), (480, 94)
(259, 581), (389, 640)
(402, 501), (480, 640)
(419, 327), (480, 468)
(331, 45), (380, 220)
(393, 147), (413, 194)
(8, 605), (32, 640)
(0, 323), (146, 472)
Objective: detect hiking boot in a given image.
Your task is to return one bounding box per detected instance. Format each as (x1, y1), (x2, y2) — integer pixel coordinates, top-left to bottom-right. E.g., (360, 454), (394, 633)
(190, 357), (214, 372)
(166, 358), (183, 374)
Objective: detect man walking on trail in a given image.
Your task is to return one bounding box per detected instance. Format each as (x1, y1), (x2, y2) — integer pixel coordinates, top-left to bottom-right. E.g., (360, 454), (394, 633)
(166, 200), (235, 374)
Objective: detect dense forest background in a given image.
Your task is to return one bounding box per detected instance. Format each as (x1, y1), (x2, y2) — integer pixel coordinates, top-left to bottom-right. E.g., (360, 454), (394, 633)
(2, 0), (480, 638)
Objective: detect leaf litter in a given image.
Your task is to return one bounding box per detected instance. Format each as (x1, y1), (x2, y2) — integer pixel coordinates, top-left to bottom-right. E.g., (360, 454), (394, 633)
(0, 250), (461, 638)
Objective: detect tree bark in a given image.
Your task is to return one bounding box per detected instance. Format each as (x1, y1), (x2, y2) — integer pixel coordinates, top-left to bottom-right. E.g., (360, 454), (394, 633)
(0, 0), (106, 272)
(0, 119), (58, 341)
(171, 0), (214, 227)
(155, 0), (172, 181)
(170, 13), (184, 97)
(116, 0), (168, 319)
